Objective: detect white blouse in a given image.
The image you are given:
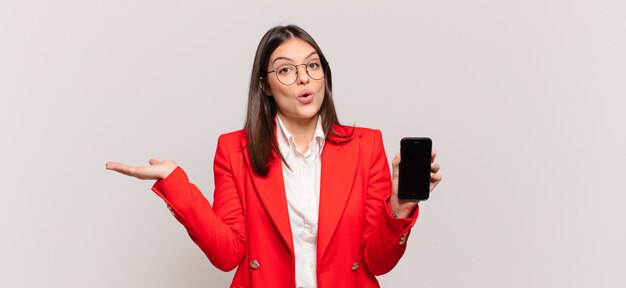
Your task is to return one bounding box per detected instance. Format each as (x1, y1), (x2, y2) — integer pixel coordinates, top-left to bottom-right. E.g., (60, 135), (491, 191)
(275, 115), (325, 288)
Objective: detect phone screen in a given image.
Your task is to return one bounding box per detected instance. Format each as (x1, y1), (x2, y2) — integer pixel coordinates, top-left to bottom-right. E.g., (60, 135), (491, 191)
(398, 137), (432, 200)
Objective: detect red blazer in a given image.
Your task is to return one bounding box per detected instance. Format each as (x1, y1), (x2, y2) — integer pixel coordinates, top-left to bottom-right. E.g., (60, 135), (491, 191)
(151, 126), (419, 288)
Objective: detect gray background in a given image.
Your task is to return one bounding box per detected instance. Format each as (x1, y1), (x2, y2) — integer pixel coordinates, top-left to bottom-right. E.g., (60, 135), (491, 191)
(1, 0), (625, 287)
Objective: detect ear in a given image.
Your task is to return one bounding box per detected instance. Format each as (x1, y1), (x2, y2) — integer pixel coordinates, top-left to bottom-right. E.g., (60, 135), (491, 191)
(259, 77), (272, 96)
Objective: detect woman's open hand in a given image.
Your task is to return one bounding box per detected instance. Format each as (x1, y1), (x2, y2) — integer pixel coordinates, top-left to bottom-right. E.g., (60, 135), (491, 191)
(390, 150), (442, 218)
(105, 159), (177, 181)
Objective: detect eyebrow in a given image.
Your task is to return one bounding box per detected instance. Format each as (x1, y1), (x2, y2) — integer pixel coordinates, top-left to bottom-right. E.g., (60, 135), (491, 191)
(272, 51), (319, 65)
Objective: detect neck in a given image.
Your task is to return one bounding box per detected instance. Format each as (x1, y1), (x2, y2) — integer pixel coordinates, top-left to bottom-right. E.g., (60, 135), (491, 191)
(277, 113), (319, 153)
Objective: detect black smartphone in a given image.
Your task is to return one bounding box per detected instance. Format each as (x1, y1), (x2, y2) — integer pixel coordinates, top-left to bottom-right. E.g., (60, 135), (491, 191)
(398, 137), (432, 200)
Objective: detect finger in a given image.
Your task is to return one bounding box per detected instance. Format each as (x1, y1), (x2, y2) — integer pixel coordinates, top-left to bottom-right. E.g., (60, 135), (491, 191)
(431, 162), (440, 173)
(149, 159), (160, 165)
(106, 162), (139, 177)
(430, 176), (441, 192)
(431, 172), (443, 182)
(105, 161), (123, 171)
(431, 149), (437, 163)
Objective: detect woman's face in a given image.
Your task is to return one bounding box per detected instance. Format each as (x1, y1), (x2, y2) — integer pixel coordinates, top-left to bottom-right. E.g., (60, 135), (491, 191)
(266, 37), (325, 123)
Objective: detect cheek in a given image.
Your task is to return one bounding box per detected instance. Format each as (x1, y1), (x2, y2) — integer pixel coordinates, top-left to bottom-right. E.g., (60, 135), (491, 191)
(268, 84), (290, 102)
(268, 84), (293, 110)
(317, 83), (326, 102)
(267, 79), (281, 96)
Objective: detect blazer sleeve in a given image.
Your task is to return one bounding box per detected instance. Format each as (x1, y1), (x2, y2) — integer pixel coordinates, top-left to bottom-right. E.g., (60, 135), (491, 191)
(151, 135), (246, 271)
(360, 129), (419, 275)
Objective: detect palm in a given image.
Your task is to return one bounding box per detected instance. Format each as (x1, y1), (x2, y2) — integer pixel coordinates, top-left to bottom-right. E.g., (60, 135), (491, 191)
(106, 159), (177, 180)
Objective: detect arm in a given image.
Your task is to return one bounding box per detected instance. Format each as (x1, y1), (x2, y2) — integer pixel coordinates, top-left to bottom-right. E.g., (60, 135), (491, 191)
(360, 130), (419, 275)
(151, 135), (246, 271)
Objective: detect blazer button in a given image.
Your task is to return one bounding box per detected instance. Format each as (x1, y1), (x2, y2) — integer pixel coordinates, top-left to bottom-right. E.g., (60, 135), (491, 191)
(250, 260), (260, 270)
(351, 262), (359, 271)
(399, 232), (408, 245)
(166, 204), (175, 216)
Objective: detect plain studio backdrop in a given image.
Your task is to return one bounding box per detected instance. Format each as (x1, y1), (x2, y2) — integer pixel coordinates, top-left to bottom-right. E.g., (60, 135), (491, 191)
(1, 0), (624, 287)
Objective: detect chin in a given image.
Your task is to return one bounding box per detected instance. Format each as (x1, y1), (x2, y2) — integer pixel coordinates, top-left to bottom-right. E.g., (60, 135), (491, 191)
(297, 107), (322, 119)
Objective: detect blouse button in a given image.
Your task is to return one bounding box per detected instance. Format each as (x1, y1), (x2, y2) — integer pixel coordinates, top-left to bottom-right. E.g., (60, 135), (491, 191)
(250, 260), (260, 270)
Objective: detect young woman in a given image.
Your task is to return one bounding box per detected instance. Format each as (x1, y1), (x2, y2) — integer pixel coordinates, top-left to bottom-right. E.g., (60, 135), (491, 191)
(106, 25), (442, 288)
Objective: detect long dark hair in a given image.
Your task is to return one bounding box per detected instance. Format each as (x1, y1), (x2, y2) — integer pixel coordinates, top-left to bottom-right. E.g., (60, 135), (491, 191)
(244, 25), (352, 176)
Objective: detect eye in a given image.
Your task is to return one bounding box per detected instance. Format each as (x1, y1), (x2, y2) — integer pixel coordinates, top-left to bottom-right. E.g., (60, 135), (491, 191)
(277, 65), (294, 75)
(307, 61), (321, 70)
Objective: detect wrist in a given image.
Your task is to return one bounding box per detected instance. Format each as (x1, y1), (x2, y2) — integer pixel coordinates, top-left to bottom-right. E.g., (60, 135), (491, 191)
(159, 165), (177, 180)
(391, 202), (418, 219)
(390, 203), (407, 218)
(393, 209), (409, 219)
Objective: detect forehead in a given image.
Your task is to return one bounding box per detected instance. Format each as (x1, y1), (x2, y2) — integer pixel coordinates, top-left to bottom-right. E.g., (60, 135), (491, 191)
(270, 38), (318, 62)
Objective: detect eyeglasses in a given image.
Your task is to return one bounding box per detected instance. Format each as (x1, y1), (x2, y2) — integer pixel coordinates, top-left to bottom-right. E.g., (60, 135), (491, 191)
(266, 59), (325, 85)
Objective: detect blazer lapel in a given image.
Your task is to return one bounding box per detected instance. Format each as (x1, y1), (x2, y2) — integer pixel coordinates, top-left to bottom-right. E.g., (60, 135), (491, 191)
(318, 134), (359, 260)
(240, 137), (294, 258)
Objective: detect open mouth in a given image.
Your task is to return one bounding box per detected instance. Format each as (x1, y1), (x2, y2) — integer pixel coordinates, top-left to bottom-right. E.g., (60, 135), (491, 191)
(298, 91), (314, 104)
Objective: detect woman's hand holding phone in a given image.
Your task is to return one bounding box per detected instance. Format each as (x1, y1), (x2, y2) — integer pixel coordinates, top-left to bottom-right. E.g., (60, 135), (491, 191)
(106, 159), (177, 181)
(390, 149), (442, 218)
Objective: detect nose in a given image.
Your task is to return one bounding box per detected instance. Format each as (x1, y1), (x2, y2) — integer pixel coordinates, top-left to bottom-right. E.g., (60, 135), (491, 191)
(295, 64), (310, 85)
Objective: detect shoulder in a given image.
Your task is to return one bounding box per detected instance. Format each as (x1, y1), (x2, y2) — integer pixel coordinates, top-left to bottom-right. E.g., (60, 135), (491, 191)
(329, 125), (385, 154)
(216, 129), (246, 144)
(352, 126), (382, 138)
(215, 129), (247, 154)
(333, 124), (383, 141)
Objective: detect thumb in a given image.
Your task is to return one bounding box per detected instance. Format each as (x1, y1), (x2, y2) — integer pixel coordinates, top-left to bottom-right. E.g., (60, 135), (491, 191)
(392, 152), (401, 168)
(392, 151), (401, 177)
(149, 159), (160, 165)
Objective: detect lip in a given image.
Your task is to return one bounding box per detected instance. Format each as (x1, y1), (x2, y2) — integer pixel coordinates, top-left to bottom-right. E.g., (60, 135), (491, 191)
(298, 89), (313, 98)
(297, 90), (314, 104)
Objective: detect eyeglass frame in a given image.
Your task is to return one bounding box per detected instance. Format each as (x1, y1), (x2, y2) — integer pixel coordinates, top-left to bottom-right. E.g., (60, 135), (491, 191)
(265, 59), (327, 85)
